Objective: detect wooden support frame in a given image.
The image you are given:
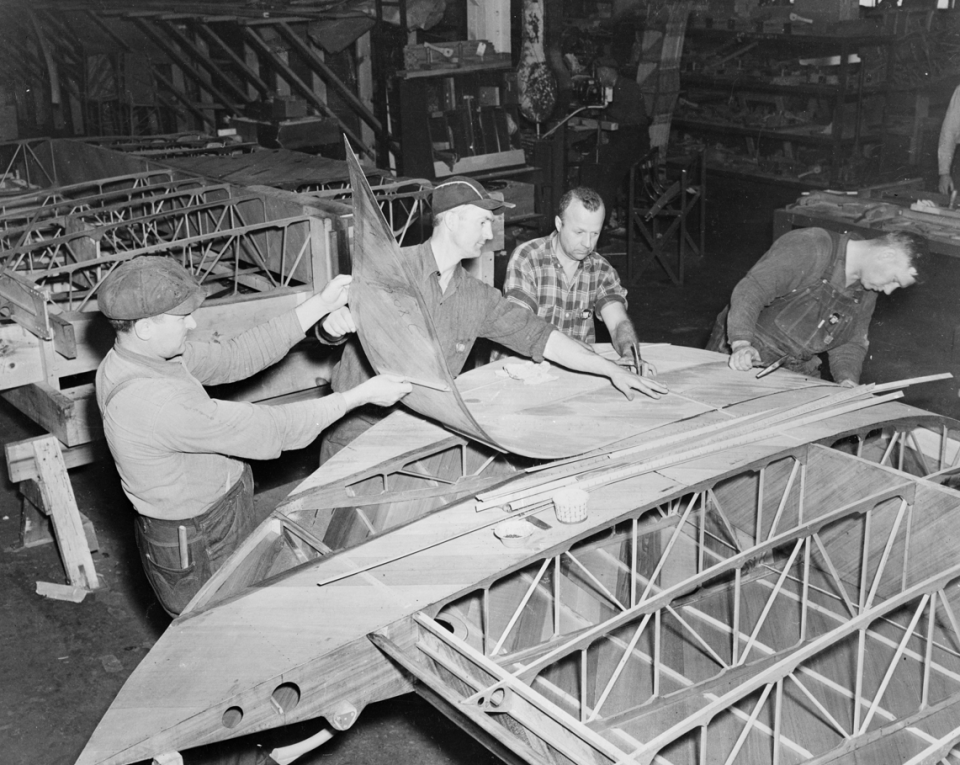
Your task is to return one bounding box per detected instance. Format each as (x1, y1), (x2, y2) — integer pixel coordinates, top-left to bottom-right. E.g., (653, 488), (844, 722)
(12, 435), (100, 590)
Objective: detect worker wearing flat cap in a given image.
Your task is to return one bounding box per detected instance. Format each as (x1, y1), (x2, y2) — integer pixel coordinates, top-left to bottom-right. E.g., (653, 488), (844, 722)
(707, 229), (923, 385)
(96, 257), (411, 616)
(592, 57), (650, 228)
(317, 175), (667, 463)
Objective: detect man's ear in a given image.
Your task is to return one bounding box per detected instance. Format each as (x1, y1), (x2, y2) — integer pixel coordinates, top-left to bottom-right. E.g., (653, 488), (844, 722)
(133, 317), (153, 341)
(555, 214), (563, 232)
(443, 208), (460, 233)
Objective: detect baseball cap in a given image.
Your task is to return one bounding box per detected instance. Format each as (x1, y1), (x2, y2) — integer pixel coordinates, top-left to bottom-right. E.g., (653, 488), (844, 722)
(99, 256), (205, 320)
(432, 176), (515, 216)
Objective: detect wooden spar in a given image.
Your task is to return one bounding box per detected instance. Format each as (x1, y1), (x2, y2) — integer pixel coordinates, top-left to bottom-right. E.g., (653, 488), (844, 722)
(872, 372), (953, 393)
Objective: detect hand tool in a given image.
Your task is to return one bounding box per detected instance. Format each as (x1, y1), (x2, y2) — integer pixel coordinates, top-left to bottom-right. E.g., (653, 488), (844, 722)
(178, 525), (190, 569)
(424, 41), (455, 59)
(631, 343), (656, 378)
(756, 355), (788, 379)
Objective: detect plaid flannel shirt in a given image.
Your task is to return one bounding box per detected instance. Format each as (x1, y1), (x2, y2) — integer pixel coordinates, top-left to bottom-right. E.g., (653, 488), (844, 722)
(503, 232), (628, 345)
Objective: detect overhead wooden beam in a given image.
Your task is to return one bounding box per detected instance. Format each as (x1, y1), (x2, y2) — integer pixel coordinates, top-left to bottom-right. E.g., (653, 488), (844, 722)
(154, 18), (252, 105)
(130, 17), (239, 116)
(240, 25), (375, 160)
(83, 11), (132, 52)
(191, 22), (271, 98)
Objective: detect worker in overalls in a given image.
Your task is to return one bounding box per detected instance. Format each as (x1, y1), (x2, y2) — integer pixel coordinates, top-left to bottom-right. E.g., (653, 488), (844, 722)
(707, 228), (923, 385)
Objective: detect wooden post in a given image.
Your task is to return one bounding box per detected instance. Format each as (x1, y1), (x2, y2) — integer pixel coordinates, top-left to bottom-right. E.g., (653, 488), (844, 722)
(22, 435), (100, 590)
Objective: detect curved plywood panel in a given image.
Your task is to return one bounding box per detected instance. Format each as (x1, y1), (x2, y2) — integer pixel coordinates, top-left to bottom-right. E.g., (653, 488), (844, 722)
(346, 142), (502, 451)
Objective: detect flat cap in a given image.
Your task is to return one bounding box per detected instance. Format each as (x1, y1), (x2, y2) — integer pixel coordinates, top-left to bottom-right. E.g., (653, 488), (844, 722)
(99, 256), (205, 320)
(432, 176), (515, 216)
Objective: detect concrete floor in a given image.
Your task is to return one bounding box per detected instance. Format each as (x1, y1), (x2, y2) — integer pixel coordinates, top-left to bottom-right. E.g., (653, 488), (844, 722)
(2, 176), (956, 765)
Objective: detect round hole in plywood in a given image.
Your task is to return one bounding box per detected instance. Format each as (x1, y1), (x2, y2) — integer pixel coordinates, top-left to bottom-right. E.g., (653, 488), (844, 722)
(434, 612), (469, 641)
(272, 682), (301, 714)
(222, 706), (243, 729)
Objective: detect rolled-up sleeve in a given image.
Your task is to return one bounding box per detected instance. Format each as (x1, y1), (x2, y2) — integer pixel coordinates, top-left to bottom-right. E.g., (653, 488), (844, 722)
(503, 246), (541, 313)
(594, 264), (628, 314)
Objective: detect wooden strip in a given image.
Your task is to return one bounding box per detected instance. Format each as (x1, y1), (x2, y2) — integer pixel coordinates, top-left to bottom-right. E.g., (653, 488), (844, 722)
(872, 373), (953, 393)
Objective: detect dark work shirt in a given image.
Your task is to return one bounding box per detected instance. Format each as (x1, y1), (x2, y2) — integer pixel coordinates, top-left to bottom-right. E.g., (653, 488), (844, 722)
(331, 240), (557, 395)
(728, 227), (877, 383)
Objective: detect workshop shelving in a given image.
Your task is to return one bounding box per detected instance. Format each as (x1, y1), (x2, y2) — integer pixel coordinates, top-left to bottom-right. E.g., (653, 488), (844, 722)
(397, 61), (525, 180)
(675, 28), (896, 187)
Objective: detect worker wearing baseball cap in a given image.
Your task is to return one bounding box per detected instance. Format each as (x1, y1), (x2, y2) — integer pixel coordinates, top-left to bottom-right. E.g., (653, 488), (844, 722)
(95, 256), (411, 616)
(317, 176), (667, 463)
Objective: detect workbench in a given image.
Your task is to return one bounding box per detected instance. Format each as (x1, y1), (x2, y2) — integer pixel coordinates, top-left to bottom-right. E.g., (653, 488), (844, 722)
(772, 188), (960, 260)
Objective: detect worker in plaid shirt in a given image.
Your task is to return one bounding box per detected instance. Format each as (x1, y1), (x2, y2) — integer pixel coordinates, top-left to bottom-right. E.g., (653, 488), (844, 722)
(502, 187), (648, 368)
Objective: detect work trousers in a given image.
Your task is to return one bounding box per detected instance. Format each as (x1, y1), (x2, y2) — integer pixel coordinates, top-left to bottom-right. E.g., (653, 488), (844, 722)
(134, 464), (264, 617)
